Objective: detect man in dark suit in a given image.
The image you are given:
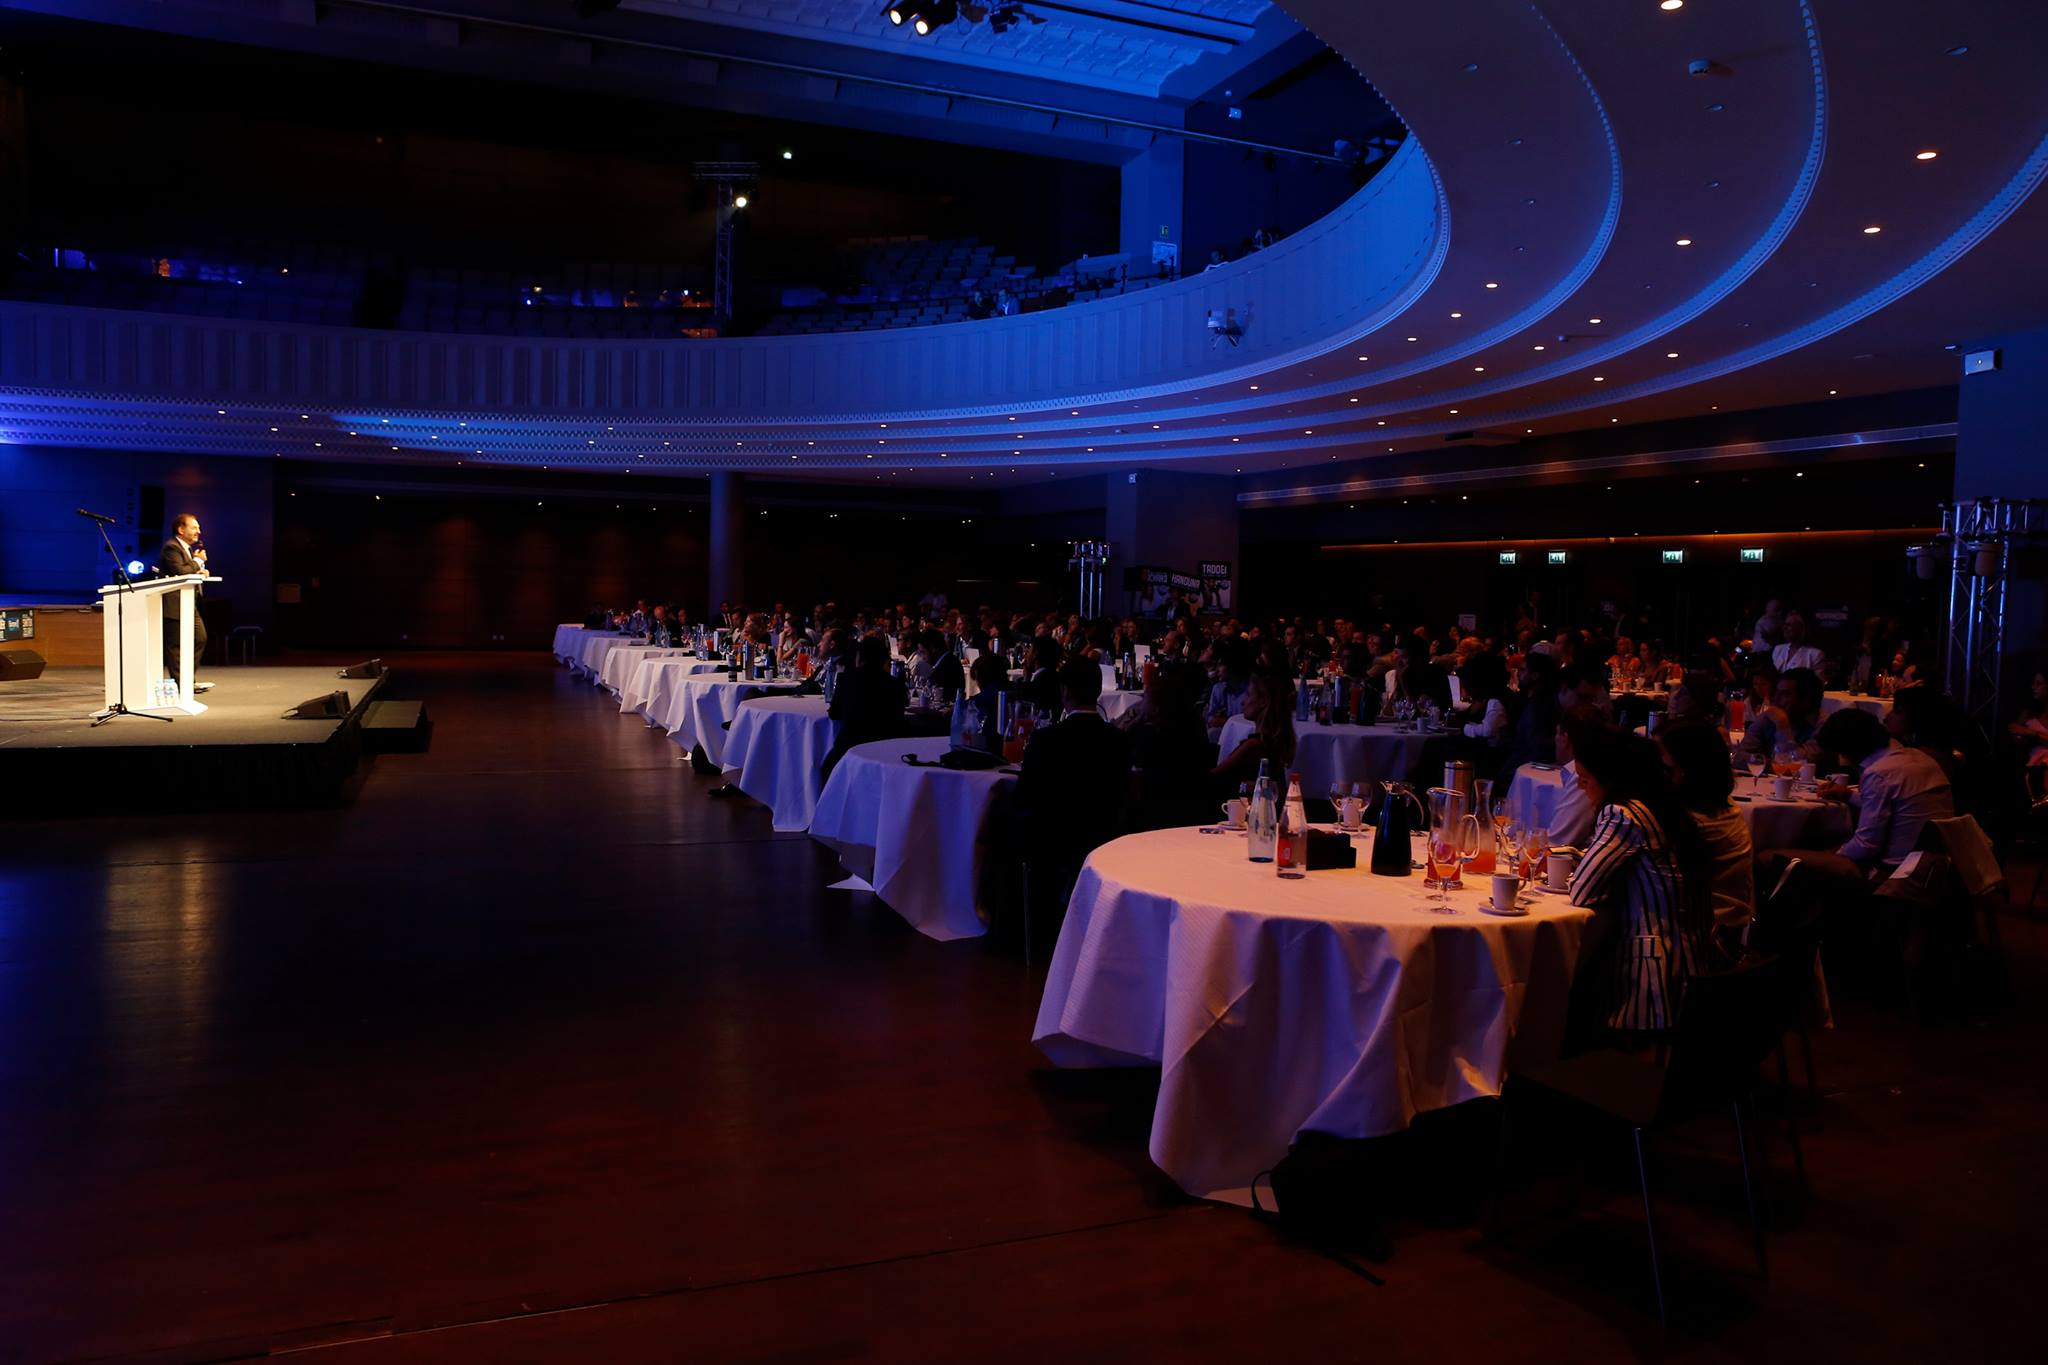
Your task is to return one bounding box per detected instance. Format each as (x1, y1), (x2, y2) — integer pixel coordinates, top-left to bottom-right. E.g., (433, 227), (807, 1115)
(824, 634), (909, 777)
(157, 512), (209, 682)
(1014, 657), (1133, 878)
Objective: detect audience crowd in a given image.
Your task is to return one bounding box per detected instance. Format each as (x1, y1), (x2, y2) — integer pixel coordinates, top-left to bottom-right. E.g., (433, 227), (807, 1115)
(586, 585), (2033, 1050)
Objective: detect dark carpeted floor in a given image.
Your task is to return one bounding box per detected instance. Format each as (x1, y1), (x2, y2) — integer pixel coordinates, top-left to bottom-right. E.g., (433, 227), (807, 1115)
(1, 652), (2040, 1363)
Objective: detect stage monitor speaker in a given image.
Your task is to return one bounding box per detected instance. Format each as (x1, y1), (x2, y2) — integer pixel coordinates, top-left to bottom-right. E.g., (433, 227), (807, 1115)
(283, 690), (352, 720)
(0, 648), (46, 681)
(338, 659), (384, 679)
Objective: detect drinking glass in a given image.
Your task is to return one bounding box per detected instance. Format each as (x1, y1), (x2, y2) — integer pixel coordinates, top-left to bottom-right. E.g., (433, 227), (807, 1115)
(1526, 826), (1549, 880)
(1745, 751), (1767, 797)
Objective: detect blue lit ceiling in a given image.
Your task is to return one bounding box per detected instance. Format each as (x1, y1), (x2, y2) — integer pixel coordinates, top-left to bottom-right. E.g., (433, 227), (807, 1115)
(2, 0), (2047, 490)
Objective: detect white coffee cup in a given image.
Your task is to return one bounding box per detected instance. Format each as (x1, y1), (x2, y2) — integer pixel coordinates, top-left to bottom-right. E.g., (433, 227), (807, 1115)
(1797, 761), (1817, 786)
(1221, 798), (1248, 828)
(1546, 850), (1576, 893)
(1772, 774), (1795, 801)
(1338, 795), (1363, 828)
(1490, 873), (1522, 912)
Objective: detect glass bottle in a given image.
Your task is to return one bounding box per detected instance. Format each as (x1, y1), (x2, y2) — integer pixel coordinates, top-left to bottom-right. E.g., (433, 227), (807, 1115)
(1246, 759), (1278, 863)
(1276, 770), (1309, 878)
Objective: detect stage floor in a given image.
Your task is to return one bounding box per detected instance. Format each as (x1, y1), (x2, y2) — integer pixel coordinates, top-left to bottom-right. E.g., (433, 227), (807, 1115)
(0, 667), (383, 749)
(0, 665), (390, 812)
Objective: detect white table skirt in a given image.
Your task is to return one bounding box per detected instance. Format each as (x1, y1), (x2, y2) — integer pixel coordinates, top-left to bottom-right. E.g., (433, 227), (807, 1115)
(1215, 715), (1433, 794)
(551, 624), (587, 662)
(1034, 825), (1590, 1201)
(809, 736), (1018, 941)
(572, 631), (639, 678)
(1507, 766), (1856, 849)
(1821, 691), (1888, 718)
(654, 675), (804, 766)
(614, 651), (717, 708)
(625, 657), (747, 723)
(599, 644), (690, 694)
(723, 696), (839, 832)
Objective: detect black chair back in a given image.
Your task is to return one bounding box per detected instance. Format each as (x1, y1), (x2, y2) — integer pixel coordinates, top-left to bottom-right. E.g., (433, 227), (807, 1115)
(1655, 953), (1802, 1124)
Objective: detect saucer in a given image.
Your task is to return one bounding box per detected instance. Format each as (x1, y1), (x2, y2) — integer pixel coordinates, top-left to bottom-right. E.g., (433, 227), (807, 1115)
(1479, 902), (1530, 917)
(1530, 882), (1571, 895)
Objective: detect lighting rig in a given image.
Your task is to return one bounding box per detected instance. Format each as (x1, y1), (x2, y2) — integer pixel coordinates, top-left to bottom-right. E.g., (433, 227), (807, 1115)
(887, 2), (1025, 37)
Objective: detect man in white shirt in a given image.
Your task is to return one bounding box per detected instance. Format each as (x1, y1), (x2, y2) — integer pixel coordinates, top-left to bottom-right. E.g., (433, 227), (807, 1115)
(1544, 705), (1609, 849)
(1765, 709), (1954, 889)
(1771, 611), (1825, 674)
(1753, 599), (1783, 651)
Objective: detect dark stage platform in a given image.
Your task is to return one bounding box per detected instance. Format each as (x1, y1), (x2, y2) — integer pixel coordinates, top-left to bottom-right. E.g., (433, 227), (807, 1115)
(0, 666), (389, 813)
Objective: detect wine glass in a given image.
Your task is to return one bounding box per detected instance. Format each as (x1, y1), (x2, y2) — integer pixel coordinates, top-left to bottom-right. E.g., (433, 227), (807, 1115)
(1501, 821), (1526, 880)
(1744, 750), (1767, 798)
(1526, 826), (1550, 881)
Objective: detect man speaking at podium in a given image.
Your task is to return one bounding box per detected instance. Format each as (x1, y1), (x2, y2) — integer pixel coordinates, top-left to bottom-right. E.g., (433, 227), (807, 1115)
(158, 512), (209, 683)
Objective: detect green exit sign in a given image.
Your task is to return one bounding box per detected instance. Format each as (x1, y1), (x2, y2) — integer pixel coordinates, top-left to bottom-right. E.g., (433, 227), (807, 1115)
(1547, 550), (1569, 565)
(1740, 547), (1766, 563)
(1498, 551), (1519, 565)
(1661, 549), (1686, 565)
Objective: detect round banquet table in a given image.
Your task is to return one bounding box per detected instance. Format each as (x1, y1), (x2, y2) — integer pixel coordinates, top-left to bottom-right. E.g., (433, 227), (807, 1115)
(1506, 765), (1855, 849)
(722, 695), (840, 832)
(654, 675), (803, 767)
(808, 736), (1019, 941)
(1034, 825), (1591, 1202)
(1215, 715), (1433, 794)
(618, 655), (728, 717)
(1821, 691), (1889, 718)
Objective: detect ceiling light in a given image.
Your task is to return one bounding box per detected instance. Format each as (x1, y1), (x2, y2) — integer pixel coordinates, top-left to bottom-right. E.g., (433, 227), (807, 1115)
(782, 149), (794, 160)
(1588, 317), (1602, 324)
(1915, 150), (1938, 161)
(1863, 225), (1882, 234)
(1666, 351), (1679, 358)
(1675, 237), (1693, 246)
(733, 194), (749, 208)
(1450, 311), (1463, 318)
(1485, 282), (1499, 289)
(1449, 409), (1459, 414)
(1593, 376), (1605, 382)
(1406, 336), (1418, 342)
(1533, 344), (1546, 351)
(1660, 0), (1683, 9)
(1473, 366), (1485, 372)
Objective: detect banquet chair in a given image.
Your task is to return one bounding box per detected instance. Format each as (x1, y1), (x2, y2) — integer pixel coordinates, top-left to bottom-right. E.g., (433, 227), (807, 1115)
(1746, 858), (1830, 1120)
(1494, 951), (1804, 1329)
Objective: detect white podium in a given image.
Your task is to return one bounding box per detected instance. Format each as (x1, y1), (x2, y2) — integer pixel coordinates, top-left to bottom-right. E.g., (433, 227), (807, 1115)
(95, 574), (221, 719)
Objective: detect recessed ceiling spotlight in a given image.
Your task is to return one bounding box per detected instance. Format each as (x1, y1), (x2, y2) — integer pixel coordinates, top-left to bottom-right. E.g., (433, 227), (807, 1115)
(1474, 366), (1485, 372)
(1588, 317), (1602, 324)
(1406, 336), (1419, 342)
(1915, 150), (1939, 161)
(1357, 355), (1369, 361)
(1377, 420), (1387, 426)
(1485, 281), (1499, 289)
(1828, 389), (1838, 395)
(1593, 375), (1606, 382)
(1350, 397), (1360, 402)
(1675, 237), (1693, 246)
(1533, 344), (1546, 351)
(1863, 225), (1882, 234)
(1450, 311), (1463, 318)
(1449, 409), (1460, 414)
(1666, 351), (1679, 358)
(1660, 0), (1684, 10)
(1946, 44), (1969, 57)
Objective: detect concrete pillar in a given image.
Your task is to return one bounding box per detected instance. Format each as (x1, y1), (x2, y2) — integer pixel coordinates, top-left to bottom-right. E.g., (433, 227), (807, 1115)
(708, 471), (745, 614)
(1119, 140), (1186, 275)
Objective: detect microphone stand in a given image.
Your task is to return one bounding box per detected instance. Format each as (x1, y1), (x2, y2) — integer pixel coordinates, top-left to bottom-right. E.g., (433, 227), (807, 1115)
(88, 516), (172, 726)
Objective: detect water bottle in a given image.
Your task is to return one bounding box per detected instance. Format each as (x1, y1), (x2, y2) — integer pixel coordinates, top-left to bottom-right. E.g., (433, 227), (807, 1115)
(1246, 759), (1278, 863)
(1294, 675), (1311, 723)
(1276, 771), (1309, 879)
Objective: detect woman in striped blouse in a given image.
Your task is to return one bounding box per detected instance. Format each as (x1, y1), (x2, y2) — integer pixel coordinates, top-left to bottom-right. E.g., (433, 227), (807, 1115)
(1566, 730), (1714, 1040)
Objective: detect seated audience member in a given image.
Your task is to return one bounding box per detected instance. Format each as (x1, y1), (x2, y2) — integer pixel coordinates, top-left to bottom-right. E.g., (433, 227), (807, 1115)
(1015, 658), (1134, 873)
(1212, 672), (1297, 797)
(952, 653), (1009, 752)
(1455, 650), (1512, 747)
(1744, 666), (1822, 757)
(1548, 704), (1611, 849)
(1663, 671), (1728, 738)
(1658, 719), (1755, 933)
(2010, 670), (2048, 805)
(1020, 635), (1063, 716)
(824, 635), (908, 776)
(1500, 650), (1562, 778)
(1771, 611), (1826, 674)
(1205, 638), (1254, 739)
(1566, 728), (1713, 1040)
(1885, 683), (1991, 818)
(1555, 661), (1611, 718)
(647, 603), (674, 647)
(627, 599), (649, 635)
(1799, 708), (1955, 880)
(918, 629), (965, 699)
(1125, 664), (1214, 829)
(810, 627), (851, 701)
(1390, 635), (1453, 712)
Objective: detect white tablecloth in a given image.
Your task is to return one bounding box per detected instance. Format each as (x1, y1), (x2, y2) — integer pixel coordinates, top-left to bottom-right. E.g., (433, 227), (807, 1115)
(1821, 691), (1888, 718)
(1097, 690), (1146, 723)
(551, 624), (587, 662)
(809, 736), (1018, 941)
(623, 657), (747, 722)
(1506, 766), (1856, 849)
(723, 696), (839, 832)
(1034, 826), (1591, 1201)
(571, 630), (640, 678)
(598, 644), (690, 694)
(1216, 716), (1433, 794)
(653, 675), (803, 766)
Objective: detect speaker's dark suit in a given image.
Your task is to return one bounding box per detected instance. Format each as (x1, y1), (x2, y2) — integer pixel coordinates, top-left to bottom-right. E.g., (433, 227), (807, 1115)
(157, 537), (207, 677)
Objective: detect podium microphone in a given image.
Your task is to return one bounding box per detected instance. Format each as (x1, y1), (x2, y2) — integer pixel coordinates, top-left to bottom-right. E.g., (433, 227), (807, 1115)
(75, 508), (117, 523)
